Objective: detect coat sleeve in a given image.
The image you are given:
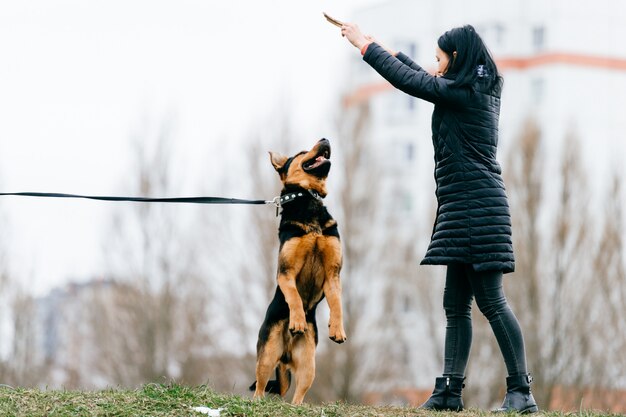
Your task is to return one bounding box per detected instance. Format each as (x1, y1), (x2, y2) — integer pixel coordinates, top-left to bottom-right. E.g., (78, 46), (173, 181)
(395, 51), (423, 72)
(363, 43), (470, 106)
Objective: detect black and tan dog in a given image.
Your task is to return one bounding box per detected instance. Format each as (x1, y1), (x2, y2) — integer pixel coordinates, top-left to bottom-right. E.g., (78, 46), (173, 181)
(250, 138), (346, 405)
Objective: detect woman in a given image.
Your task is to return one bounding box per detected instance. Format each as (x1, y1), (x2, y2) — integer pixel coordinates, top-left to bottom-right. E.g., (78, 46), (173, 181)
(340, 23), (538, 413)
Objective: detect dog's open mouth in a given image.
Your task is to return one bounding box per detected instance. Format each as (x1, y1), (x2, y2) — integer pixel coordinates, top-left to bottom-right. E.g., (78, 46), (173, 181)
(303, 141), (331, 176)
(303, 150), (330, 171)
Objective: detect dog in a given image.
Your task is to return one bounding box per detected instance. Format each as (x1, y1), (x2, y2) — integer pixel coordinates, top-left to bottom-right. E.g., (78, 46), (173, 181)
(249, 138), (346, 405)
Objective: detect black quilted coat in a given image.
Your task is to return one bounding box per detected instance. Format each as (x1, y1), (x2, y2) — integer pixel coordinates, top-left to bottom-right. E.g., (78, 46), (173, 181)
(363, 43), (515, 273)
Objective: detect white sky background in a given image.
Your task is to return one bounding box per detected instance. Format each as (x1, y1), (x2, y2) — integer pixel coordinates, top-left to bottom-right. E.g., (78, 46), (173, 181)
(0, 0), (379, 295)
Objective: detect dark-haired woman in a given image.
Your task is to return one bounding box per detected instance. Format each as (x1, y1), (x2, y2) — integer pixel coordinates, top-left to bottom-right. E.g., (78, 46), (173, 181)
(340, 24), (538, 413)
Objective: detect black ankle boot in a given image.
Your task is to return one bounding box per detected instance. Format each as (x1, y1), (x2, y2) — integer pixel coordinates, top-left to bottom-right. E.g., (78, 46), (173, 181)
(419, 376), (465, 411)
(494, 374), (539, 414)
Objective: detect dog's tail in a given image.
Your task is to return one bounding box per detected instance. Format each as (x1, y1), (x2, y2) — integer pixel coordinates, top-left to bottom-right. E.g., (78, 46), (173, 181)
(249, 363), (292, 396)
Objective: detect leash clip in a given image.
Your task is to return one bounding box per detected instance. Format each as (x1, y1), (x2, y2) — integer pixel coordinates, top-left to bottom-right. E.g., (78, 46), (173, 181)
(267, 196), (281, 217)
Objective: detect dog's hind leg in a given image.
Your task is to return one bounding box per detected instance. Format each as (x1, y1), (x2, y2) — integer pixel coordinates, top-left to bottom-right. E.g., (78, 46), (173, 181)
(290, 324), (317, 405)
(254, 325), (285, 400)
(274, 362), (291, 396)
(253, 363), (291, 396)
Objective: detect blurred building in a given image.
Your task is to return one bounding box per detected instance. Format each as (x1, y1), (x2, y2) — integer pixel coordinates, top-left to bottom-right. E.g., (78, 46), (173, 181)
(35, 280), (120, 388)
(342, 0), (626, 405)
(344, 0), (626, 212)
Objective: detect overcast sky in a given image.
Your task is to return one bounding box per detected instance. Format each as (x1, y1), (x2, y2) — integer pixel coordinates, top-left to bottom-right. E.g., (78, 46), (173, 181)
(0, 0), (380, 294)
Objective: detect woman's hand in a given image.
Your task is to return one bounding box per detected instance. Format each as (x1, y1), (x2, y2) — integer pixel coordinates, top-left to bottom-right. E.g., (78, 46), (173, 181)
(341, 25), (397, 56)
(341, 22), (370, 50)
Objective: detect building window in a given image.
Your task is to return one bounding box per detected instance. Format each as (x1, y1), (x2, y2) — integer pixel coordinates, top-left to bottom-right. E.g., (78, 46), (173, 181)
(532, 26), (545, 50)
(494, 23), (505, 46)
(392, 140), (415, 165)
(392, 189), (413, 212)
(406, 42), (417, 59)
(402, 293), (413, 313)
(407, 95), (415, 111)
(476, 23), (505, 48)
(387, 90), (417, 122)
(403, 142), (415, 162)
(531, 77), (544, 103)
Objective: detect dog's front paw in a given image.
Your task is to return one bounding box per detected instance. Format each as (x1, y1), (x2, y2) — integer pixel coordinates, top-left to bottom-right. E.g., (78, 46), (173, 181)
(328, 321), (347, 344)
(289, 312), (307, 335)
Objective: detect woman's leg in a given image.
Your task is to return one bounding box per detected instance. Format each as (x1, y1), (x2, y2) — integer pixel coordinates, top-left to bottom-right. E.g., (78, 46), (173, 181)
(442, 264), (474, 378)
(420, 264), (473, 411)
(465, 266), (538, 412)
(465, 266), (527, 376)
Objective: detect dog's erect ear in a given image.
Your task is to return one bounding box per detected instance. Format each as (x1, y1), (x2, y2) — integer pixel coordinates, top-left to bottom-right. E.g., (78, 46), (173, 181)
(269, 151), (288, 172)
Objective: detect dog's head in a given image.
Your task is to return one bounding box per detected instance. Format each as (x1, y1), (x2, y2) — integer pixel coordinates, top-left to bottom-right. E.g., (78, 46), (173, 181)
(269, 138), (331, 197)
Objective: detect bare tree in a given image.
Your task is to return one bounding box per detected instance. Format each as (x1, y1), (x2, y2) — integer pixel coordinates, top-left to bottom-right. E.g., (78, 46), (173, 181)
(499, 119), (549, 406)
(81, 116), (214, 387)
(0, 199), (8, 381)
(6, 292), (46, 387)
(0, 194), (47, 386)
(590, 172), (626, 397)
(540, 130), (594, 405)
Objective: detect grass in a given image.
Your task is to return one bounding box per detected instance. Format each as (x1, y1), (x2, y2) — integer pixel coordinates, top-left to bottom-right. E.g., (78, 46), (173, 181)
(0, 383), (622, 417)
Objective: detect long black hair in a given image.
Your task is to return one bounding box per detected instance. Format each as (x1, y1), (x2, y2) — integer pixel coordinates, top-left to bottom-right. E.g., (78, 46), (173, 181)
(438, 24), (502, 91)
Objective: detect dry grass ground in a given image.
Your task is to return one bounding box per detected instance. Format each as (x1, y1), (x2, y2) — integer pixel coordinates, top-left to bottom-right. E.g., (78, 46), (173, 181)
(0, 383), (623, 417)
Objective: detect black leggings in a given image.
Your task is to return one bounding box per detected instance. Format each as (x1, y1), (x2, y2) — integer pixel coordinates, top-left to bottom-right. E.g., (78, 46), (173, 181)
(442, 264), (528, 378)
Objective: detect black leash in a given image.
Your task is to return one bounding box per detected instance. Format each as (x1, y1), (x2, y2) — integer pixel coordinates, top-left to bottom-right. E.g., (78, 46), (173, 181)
(0, 192), (279, 207)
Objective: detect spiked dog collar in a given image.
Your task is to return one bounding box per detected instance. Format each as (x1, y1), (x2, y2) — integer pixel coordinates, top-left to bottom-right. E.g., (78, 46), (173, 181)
(269, 188), (323, 216)
(280, 189), (323, 205)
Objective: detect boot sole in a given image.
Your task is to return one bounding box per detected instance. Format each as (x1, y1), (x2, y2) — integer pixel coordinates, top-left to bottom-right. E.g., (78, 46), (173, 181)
(421, 406), (464, 412)
(522, 405), (539, 414)
(493, 405), (539, 414)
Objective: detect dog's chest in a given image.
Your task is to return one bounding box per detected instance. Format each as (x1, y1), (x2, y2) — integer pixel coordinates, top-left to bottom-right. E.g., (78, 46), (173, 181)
(294, 234), (327, 308)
